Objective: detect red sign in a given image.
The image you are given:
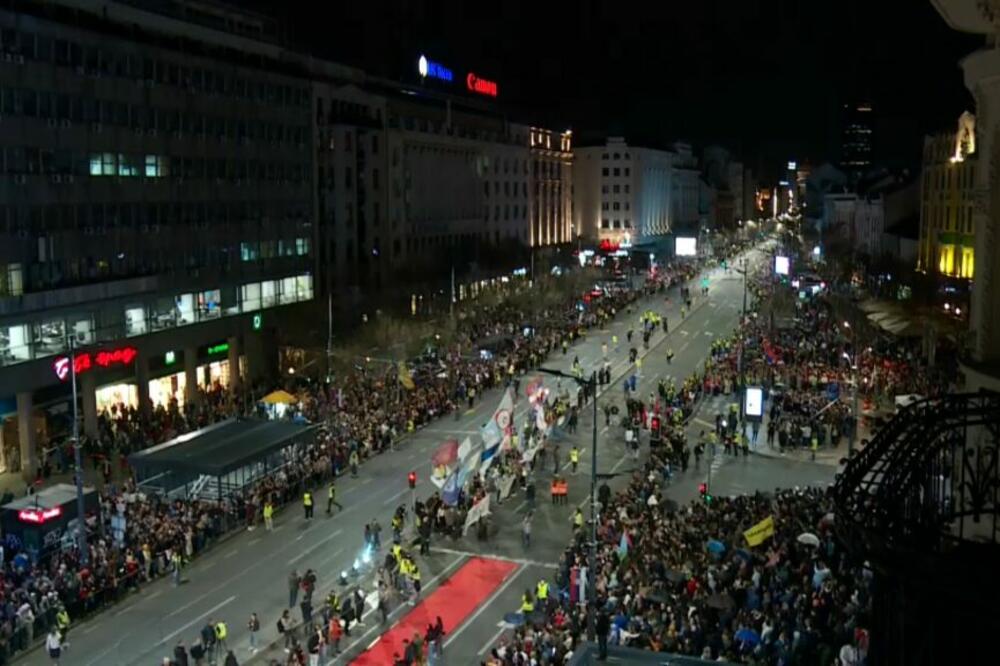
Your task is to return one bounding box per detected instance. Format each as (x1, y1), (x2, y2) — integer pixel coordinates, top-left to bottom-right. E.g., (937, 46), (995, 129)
(53, 346), (138, 381)
(466, 72), (498, 97)
(18, 506), (62, 524)
(598, 239), (620, 252)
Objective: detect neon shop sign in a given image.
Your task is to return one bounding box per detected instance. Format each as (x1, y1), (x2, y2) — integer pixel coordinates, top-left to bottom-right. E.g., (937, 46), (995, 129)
(417, 55), (453, 82)
(53, 346), (139, 381)
(466, 72), (498, 97)
(18, 506), (62, 524)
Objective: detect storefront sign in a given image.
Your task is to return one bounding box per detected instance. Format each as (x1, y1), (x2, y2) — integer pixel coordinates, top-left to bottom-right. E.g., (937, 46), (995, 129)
(417, 54), (453, 82)
(206, 342), (230, 355)
(466, 72), (498, 97)
(18, 506), (62, 524)
(164, 350), (176, 366)
(252, 313), (263, 330)
(53, 346), (138, 381)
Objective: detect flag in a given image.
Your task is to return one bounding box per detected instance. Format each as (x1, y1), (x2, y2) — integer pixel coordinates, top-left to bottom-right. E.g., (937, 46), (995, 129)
(442, 469), (462, 506)
(743, 516), (776, 547)
(478, 442), (500, 480)
(489, 388), (515, 450)
(463, 494), (491, 534)
(457, 447), (480, 488)
(397, 361), (415, 390)
(617, 532), (631, 559)
(430, 464), (450, 489)
(457, 437), (473, 462)
(480, 419), (503, 450)
(498, 473), (517, 500)
(535, 404), (548, 433)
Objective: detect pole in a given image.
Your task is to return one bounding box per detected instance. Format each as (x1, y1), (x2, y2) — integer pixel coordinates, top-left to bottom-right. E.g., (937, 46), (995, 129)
(588, 371), (598, 642)
(68, 337), (88, 566)
(326, 291), (333, 382)
(450, 265), (456, 319)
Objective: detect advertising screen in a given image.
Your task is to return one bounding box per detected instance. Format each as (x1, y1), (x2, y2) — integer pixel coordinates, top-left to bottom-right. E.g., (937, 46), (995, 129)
(744, 387), (764, 417)
(774, 256), (790, 275)
(676, 237), (697, 256)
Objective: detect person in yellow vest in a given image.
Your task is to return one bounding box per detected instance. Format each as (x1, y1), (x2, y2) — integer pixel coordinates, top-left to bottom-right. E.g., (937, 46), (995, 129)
(327, 482), (342, 515)
(410, 563), (422, 600)
(303, 491), (314, 520)
(569, 446), (580, 475)
(519, 590), (534, 614)
(573, 507), (584, 532)
(214, 619), (228, 657)
(55, 606), (70, 638)
(263, 501), (274, 531)
(535, 580), (549, 605)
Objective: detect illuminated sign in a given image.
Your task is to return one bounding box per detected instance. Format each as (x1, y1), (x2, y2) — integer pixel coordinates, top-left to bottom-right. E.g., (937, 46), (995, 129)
(18, 506), (62, 524)
(787, 161), (797, 170)
(675, 237), (697, 257)
(165, 351), (176, 366)
(744, 387), (764, 417)
(466, 72), (498, 97)
(206, 342), (230, 355)
(775, 256), (790, 276)
(598, 239), (620, 253)
(53, 346), (138, 381)
(417, 54), (453, 82)
(252, 313), (263, 330)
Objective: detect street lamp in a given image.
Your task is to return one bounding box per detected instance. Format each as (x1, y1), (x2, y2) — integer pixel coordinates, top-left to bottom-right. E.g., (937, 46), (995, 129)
(537, 367), (598, 642)
(63, 334), (89, 566)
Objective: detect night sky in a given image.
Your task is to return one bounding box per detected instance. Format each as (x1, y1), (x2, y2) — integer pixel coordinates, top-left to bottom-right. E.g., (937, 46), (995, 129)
(263, 0), (980, 180)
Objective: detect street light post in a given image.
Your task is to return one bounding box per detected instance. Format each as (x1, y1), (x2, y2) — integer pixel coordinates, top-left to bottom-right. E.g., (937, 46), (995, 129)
(538, 367), (598, 641)
(66, 335), (89, 566)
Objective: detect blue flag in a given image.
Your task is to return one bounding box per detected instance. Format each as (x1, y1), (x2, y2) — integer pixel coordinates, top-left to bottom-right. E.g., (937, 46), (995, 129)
(442, 468), (461, 506)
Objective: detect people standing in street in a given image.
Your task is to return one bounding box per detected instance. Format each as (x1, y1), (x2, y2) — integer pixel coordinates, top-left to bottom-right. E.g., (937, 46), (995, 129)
(522, 511), (532, 549)
(277, 609), (293, 652)
(213, 619), (228, 660)
(171, 550), (183, 587)
(288, 570), (301, 608)
(247, 612), (260, 654)
(46, 628), (62, 664)
(326, 482), (342, 515)
(569, 446), (579, 475)
(303, 491), (314, 520)
(263, 500), (274, 531)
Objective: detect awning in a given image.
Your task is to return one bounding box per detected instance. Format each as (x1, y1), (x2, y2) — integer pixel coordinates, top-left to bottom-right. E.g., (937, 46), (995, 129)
(261, 390), (298, 405)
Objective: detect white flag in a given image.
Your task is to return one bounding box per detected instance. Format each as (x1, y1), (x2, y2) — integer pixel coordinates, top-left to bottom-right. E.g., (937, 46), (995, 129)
(463, 494), (492, 535)
(457, 436), (473, 462)
(498, 473), (517, 500)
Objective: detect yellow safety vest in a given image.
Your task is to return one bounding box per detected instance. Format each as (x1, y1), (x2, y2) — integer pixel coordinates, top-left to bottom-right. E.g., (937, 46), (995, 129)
(570, 449), (579, 463)
(392, 544), (402, 561)
(411, 567), (420, 582)
(520, 596), (534, 613)
(56, 610), (70, 630)
(574, 512), (584, 527)
(215, 622), (228, 640)
(536, 581), (549, 600)
(303, 493), (312, 507)
(263, 504), (274, 518)
(328, 486), (336, 499)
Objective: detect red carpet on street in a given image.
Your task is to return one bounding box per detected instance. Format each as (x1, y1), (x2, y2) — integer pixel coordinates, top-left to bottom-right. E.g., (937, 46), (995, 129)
(350, 556), (518, 665)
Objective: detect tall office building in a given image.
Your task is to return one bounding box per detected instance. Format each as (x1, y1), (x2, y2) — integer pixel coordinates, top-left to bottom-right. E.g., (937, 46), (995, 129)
(842, 101), (874, 182)
(0, 0), (315, 478)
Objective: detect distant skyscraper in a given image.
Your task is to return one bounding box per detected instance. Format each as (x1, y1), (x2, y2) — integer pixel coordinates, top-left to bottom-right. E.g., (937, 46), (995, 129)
(841, 102), (874, 182)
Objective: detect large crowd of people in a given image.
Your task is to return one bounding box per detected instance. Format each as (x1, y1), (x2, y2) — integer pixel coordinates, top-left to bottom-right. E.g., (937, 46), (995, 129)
(0, 254), (718, 663)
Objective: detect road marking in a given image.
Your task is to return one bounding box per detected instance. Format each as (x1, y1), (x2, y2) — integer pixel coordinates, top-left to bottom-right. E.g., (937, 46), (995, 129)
(430, 547), (557, 570)
(157, 595), (237, 646)
(443, 563), (527, 651)
(333, 554), (466, 663)
(248, 537), (261, 546)
(382, 487), (410, 506)
(225, 548), (239, 558)
(288, 528), (344, 565)
(692, 417), (715, 429)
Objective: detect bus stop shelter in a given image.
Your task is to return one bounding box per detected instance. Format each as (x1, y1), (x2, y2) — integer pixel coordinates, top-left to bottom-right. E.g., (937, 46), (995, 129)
(128, 417), (317, 501)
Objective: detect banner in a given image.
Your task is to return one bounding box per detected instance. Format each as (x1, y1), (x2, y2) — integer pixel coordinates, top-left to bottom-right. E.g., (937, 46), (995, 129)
(498, 473), (517, 500)
(521, 441), (542, 465)
(430, 464), (450, 489)
(743, 516), (776, 547)
(397, 361), (415, 390)
(442, 469), (462, 506)
(535, 404), (548, 433)
(463, 494), (491, 534)
(478, 442), (501, 480)
(457, 437), (473, 462)
(491, 388), (515, 450)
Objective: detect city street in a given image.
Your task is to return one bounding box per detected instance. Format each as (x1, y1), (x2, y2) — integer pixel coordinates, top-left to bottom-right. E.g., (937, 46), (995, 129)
(17, 245), (836, 665)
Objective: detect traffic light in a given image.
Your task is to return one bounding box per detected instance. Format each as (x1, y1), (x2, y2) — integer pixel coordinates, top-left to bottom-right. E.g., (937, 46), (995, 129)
(698, 482), (712, 503)
(408, 471), (417, 489)
(651, 416), (661, 432)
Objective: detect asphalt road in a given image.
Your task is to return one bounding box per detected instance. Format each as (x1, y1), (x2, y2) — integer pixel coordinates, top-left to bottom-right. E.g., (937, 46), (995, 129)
(20, 243), (835, 666)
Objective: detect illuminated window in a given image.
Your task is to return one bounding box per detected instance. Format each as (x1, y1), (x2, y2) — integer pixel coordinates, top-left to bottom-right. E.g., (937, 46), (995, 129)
(961, 246), (974, 278)
(938, 244), (955, 275)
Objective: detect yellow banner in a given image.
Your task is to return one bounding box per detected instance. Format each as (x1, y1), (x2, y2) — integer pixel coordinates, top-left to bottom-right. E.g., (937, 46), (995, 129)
(743, 516), (775, 547)
(398, 361), (415, 390)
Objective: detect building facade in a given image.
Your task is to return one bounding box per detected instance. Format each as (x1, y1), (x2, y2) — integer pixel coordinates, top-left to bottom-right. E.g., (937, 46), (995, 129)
(0, 1), (316, 477)
(671, 142), (700, 230)
(917, 111), (976, 279)
(529, 127), (573, 248)
(572, 137), (675, 246)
